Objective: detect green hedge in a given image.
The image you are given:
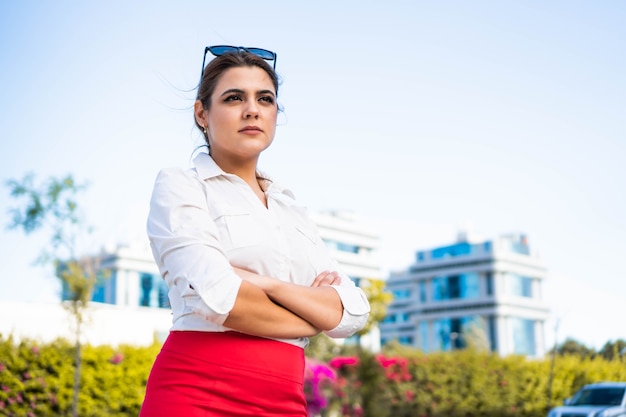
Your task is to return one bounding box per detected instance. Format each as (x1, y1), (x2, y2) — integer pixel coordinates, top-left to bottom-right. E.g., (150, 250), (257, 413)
(320, 344), (626, 417)
(1, 334), (625, 417)
(0, 335), (160, 416)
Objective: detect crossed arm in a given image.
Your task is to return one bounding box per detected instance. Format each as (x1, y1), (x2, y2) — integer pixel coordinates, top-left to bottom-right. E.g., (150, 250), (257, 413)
(223, 269), (343, 339)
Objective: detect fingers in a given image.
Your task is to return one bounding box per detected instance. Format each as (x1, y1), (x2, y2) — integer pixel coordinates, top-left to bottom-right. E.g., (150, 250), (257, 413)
(311, 271), (342, 287)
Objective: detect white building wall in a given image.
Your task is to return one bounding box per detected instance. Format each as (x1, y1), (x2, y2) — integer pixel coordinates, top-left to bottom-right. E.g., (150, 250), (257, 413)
(0, 301), (171, 347)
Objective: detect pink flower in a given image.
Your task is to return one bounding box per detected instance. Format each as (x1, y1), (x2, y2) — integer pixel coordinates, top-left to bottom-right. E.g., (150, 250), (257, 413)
(304, 358), (336, 415)
(328, 356), (359, 369)
(109, 352), (124, 364)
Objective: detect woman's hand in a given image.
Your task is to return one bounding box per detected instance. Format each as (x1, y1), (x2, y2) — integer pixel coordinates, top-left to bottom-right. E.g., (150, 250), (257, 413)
(310, 270), (341, 287)
(231, 266), (343, 331)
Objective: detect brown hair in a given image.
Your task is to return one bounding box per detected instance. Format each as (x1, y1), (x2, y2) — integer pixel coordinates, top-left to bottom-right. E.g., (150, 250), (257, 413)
(195, 51), (280, 143)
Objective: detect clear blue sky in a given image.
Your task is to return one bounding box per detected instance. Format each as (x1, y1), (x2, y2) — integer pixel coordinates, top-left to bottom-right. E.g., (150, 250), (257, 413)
(1, 1), (624, 350)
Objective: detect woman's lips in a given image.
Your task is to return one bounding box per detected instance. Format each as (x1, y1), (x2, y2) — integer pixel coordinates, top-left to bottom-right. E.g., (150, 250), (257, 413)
(239, 126), (263, 134)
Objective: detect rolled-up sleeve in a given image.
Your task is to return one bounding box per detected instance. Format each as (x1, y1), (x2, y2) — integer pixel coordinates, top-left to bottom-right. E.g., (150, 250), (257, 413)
(324, 274), (371, 338)
(147, 168), (242, 325)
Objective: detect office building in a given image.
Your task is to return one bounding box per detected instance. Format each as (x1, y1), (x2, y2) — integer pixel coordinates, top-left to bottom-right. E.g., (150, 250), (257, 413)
(380, 232), (549, 357)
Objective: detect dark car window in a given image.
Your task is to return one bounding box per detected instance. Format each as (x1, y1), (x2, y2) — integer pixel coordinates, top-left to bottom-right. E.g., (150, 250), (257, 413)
(570, 388), (625, 406)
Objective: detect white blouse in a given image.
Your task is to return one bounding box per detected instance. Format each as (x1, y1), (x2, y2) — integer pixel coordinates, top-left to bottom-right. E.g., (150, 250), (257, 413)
(147, 153), (370, 348)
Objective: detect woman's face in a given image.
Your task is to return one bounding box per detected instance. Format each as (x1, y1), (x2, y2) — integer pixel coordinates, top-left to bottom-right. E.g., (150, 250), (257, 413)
(196, 66), (278, 164)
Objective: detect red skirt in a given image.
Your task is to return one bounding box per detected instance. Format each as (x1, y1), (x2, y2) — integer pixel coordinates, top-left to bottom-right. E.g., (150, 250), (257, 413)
(139, 331), (307, 417)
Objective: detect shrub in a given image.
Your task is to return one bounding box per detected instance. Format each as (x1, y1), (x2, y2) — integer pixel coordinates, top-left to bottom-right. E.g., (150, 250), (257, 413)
(2, 334), (625, 416)
(0, 334), (159, 416)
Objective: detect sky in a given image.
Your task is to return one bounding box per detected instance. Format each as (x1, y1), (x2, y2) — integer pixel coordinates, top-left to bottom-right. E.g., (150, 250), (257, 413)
(1, 1), (625, 350)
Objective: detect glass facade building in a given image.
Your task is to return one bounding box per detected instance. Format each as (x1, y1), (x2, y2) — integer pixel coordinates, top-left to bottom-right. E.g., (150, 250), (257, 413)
(380, 232), (549, 357)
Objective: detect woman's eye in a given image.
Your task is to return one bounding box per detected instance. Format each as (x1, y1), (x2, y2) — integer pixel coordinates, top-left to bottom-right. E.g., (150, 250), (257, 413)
(259, 96), (275, 104)
(224, 94), (242, 102)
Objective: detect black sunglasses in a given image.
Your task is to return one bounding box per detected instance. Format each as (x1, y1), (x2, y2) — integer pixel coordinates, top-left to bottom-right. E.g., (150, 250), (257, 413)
(200, 45), (277, 80)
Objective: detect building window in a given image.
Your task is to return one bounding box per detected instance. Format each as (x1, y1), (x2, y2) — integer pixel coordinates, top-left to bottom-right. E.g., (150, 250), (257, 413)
(431, 242), (472, 259)
(158, 279), (170, 308)
(419, 281), (427, 303)
(508, 274), (533, 298)
(140, 273), (154, 307)
(509, 237), (530, 255)
(511, 317), (535, 355)
(398, 335), (413, 345)
(419, 321), (428, 352)
(432, 273), (480, 301)
(324, 240), (360, 254)
(393, 289), (411, 299)
(383, 312), (411, 324)
(433, 319), (453, 351)
(140, 273), (170, 308)
(485, 272), (493, 296)
(382, 314), (396, 324)
(91, 269), (110, 303)
(433, 316), (485, 351)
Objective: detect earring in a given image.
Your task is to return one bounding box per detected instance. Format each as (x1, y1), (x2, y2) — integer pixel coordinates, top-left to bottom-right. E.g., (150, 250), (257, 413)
(202, 126), (207, 135)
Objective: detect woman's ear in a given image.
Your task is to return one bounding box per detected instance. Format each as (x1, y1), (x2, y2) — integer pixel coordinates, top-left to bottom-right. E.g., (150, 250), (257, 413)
(194, 100), (207, 128)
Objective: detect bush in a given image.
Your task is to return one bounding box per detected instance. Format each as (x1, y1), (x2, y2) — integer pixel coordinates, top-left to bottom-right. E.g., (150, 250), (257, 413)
(307, 343), (626, 417)
(1, 334), (625, 416)
(0, 334), (159, 416)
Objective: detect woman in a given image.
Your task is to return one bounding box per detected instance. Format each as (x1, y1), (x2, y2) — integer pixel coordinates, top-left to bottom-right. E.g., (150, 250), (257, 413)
(139, 46), (370, 416)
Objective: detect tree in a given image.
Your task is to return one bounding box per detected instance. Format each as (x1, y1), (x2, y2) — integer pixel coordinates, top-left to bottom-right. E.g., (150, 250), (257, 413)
(598, 339), (626, 361)
(463, 317), (490, 352)
(6, 173), (101, 417)
(556, 338), (596, 358)
(357, 277), (393, 337)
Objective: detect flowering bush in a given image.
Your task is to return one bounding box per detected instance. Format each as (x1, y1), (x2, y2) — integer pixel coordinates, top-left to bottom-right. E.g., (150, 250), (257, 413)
(0, 334), (160, 416)
(3, 335), (626, 416)
(328, 355), (363, 416)
(304, 358), (336, 416)
(0, 336), (62, 416)
(303, 347), (626, 417)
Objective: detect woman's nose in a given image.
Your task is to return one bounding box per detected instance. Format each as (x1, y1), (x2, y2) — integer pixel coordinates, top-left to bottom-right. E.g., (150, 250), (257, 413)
(244, 102), (259, 119)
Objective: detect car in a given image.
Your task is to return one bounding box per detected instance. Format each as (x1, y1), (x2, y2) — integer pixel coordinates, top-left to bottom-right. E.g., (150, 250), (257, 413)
(547, 382), (626, 417)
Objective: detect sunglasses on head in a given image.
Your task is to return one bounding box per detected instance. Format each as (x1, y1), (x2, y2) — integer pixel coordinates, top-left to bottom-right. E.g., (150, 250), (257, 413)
(200, 45), (278, 80)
